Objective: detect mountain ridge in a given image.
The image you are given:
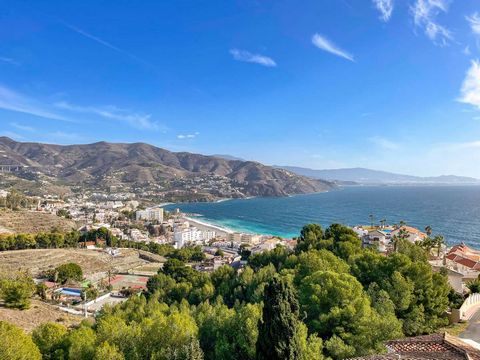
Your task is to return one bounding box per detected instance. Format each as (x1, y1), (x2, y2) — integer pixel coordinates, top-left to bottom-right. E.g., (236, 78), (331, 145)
(277, 165), (480, 184)
(0, 137), (334, 199)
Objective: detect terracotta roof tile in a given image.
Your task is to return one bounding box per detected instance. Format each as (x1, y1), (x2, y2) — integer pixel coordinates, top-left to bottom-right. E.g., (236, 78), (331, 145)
(348, 333), (480, 360)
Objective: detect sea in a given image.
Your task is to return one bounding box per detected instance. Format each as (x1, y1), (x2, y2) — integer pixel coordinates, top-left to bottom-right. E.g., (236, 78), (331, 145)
(164, 185), (480, 247)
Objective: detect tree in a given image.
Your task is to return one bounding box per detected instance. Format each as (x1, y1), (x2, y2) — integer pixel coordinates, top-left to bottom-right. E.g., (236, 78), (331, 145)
(299, 270), (401, 359)
(295, 224), (324, 254)
(425, 225), (432, 236)
(66, 326), (96, 360)
(54, 263), (83, 284)
(0, 321), (41, 360)
(32, 322), (67, 359)
(162, 258), (196, 282)
(256, 275), (303, 360)
(467, 279), (480, 294)
(432, 235), (445, 258)
(93, 342), (125, 360)
(0, 271), (36, 309)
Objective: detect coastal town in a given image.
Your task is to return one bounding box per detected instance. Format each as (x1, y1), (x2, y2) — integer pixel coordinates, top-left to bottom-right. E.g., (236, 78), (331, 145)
(2, 186), (480, 359)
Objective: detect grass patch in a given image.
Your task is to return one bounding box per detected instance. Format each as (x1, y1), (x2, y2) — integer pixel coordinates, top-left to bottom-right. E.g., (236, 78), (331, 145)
(438, 321), (469, 336)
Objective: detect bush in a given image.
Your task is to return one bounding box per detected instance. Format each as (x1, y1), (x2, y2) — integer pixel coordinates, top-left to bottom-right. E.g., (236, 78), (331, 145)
(0, 321), (41, 359)
(53, 263), (83, 284)
(0, 271), (36, 309)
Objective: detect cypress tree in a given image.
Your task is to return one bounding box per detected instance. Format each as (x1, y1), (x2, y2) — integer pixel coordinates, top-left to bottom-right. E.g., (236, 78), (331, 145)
(256, 275), (302, 360)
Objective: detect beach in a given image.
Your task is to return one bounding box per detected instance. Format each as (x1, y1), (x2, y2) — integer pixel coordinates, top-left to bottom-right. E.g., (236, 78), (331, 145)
(184, 216), (234, 237)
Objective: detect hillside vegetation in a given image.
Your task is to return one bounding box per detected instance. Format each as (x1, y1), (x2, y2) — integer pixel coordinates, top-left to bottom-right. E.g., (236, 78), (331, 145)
(0, 137), (334, 198)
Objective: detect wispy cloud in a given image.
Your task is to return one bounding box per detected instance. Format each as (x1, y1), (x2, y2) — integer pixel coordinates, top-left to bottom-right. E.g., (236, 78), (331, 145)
(369, 136), (400, 150)
(47, 131), (82, 142)
(466, 12), (480, 36)
(458, 60), (480, 109)
(177, 132), (199, 140)
(0, 85), (70, 122)
(0, 57), (19, 66)
(10, 122), (35, 132)
(373, 0), (394, 22)
(464, 46), (472, 56)
(0, 131), (25, 140)
(311, 33), (354, 62)
(435, 140), (480, 151)
(55, 101), (160, 130)
(229, 49), (277, 67)
(411, 0), (452, 46)
(61, 21), (151, 67)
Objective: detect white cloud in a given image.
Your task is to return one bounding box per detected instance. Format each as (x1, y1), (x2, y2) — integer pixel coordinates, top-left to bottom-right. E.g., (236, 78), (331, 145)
(369, 136), (400, 150)
(177, 132), (199, 140)
(464, 46), (472, 56)
(0, 57), (19, 66)
(0, 85), (70, 122)
(311, 33), (354, 62)
(373, 0), (394, 22)
(55, 101), (160, 130)
(10, 122), (35, 132)
(411, 0), (452, 45)
(467, 12), (480, 36)
(230, 49), (277, 67)
(458, 60), (480, 109)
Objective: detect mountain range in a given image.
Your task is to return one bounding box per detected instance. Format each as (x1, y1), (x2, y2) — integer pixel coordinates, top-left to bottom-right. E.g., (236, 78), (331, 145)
(0, 137), (334, 199)
(278, 166), (480, 185)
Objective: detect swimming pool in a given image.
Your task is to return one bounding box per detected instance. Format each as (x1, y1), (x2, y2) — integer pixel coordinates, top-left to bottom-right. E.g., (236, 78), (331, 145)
(59, 288), (82, 297)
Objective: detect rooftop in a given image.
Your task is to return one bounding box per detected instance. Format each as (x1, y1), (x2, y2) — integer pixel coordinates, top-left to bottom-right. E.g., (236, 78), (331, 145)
(348, 333), (480, 360)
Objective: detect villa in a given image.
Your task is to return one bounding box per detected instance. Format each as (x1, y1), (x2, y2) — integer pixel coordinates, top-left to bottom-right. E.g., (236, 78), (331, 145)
(357, 225), (428, 253)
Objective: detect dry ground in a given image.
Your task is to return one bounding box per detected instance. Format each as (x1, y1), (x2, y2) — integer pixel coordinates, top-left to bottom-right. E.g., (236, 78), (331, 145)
(0, 210), (77, 234)
(0, 248), (148, 277)
(0, 299), (81, 332)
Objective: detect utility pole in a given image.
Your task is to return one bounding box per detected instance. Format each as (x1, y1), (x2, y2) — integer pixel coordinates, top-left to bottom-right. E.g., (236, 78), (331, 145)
(83, 291), (88, 318)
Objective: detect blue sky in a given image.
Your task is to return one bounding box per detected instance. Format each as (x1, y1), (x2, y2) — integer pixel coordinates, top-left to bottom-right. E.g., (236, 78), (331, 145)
(1, 0), (480, 177)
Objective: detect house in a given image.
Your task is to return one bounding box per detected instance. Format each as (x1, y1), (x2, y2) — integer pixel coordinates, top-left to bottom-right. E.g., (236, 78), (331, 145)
(348, 333), (480, 359)
(365, 229), (390, 252)
(446, 243), (480, 274)
(390, 226), (427, 243)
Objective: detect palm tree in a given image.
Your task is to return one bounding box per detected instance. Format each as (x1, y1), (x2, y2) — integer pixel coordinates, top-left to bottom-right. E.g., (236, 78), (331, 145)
(433, 235), (445, 258)
(369, 214), (374, 228)
(380, 218), (387, 229)
(392, 235), (400, 252)
(399, 220), (406, 228)
(425, 225), (433, 236)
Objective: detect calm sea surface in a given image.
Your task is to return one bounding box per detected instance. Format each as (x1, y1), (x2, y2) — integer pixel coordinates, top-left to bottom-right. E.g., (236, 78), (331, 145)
(164, 186), (480, 246)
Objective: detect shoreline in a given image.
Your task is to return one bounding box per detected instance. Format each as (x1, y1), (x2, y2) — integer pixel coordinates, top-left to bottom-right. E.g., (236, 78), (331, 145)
(184, 216), (234, 236)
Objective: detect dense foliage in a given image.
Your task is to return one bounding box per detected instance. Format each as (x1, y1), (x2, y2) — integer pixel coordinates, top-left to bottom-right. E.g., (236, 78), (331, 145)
(0, 270), (36, 309)
(0, 223), (453, 360)
(50, 263), (84, 284)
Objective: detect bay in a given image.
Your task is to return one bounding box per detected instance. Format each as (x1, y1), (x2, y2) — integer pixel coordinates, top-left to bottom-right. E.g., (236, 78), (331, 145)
(164, 185), (480, 246)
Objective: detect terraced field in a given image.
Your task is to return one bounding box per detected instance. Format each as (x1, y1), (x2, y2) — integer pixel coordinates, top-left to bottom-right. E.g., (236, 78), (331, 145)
(0, 210), (77, 233)
(0, 248), (148, 278)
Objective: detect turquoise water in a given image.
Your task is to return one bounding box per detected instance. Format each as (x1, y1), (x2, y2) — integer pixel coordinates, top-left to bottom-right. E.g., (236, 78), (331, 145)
(164, 186), (480, 246)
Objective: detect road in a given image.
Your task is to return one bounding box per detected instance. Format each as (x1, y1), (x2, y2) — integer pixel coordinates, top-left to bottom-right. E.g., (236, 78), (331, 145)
(461, 306), (480, 342)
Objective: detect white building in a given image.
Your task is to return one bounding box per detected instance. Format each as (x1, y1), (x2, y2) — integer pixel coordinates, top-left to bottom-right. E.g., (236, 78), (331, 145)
(136, 208), (164, 222)
(174, 227), (216, 248)
(227, 232), (261, 245)
(174, 227), (203, 248)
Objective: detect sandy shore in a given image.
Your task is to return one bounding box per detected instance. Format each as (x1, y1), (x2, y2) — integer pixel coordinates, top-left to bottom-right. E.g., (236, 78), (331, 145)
(185, 216), (234, 236)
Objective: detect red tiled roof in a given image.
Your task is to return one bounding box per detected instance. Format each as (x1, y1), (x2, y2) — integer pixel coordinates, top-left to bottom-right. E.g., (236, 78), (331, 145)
(348, 333), (480, 360)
